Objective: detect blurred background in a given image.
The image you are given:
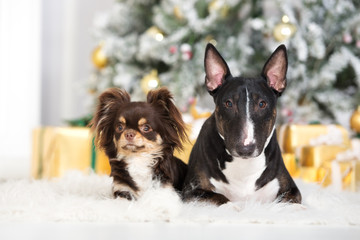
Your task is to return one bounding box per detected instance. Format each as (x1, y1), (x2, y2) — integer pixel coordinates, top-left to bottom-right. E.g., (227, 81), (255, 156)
(0, 0), (112, 177)
(1, 0), (359, 179)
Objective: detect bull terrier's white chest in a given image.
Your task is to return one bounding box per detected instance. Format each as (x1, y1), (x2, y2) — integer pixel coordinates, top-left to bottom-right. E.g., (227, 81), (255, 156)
(210, 153), (280, 203)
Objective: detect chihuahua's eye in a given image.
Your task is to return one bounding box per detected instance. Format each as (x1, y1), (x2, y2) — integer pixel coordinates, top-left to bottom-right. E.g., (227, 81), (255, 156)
(259, 100), (267, 109)
(116, 123), (125, 133)
(225, 100), (233, 108)
(141, 124), (152, 133)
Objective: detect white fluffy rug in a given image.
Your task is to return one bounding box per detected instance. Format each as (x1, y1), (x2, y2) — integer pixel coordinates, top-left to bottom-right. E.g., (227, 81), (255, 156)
(1, 171), (360, 226)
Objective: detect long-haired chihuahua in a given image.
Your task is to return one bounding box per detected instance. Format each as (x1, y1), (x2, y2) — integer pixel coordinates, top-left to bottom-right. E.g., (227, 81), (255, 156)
(91, 87), (188, 200)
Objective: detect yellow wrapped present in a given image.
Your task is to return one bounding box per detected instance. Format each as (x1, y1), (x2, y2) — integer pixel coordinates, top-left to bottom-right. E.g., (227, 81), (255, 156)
(93, 148), (111, 175)
(330, 160), (360, 191)
(302, 139), (360, 190)
(318, 160), (360, 191)
(299, 167), (321, 183)
(297, 145), (349, 168)
(174, 139), (194, 164)
(282, 153), (299, 177)
(318, 165), (331, 187)
(298, 165), (332, 185)
(278, 124), (350, 153)
(31, 127), (110, 179)
(174, 113), (205, 164)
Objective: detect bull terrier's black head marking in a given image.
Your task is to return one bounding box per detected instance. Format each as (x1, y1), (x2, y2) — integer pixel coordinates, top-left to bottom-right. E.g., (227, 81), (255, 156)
(205, 44), (286, 159)
(182, 44), (301, 205)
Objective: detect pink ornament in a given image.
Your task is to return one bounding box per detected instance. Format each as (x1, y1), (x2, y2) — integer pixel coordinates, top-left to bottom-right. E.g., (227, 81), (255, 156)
(188, 96), (196, 105)
(356, 40), (360, 48)
(182, 51), (193, 61)
(343, 33), (353, 44)
(181, 106), (188, 112)
(169, 45), (177, 54)
(281, 108), (293, 117)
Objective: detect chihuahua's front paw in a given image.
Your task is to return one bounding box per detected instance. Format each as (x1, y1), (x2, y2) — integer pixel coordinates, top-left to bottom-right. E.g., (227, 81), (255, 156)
(220, 201), (243, 212)
(114, 191), (134, 201)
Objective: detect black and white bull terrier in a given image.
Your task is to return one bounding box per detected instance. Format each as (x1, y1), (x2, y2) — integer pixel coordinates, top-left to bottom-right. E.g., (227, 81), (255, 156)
(182, 43), (301, 205)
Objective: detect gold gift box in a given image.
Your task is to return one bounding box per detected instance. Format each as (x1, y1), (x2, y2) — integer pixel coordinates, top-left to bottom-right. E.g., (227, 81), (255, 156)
(298, 166), (327, 184)
(299, 167), (321, 183)
(174, 139), (194, 164)
(320, 160), (360, 191)
(31, 127), (111, 179)
(94, 149), (111, 175)
(298, 160), (359, 191)
(298, 145), (349, 168)
(282, 153), (299, 177)
(278, 124), (350, 153)
(295, 144), (352, 187)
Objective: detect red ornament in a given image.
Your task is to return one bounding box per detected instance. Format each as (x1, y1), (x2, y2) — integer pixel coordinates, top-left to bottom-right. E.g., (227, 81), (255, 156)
(169, 45), (178, 54)
(180, 43), (192, 61)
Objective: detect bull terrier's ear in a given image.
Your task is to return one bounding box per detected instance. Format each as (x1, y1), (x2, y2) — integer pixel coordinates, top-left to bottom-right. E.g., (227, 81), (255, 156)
(204, 43), (231, 93)
(262, 45), (288, 93)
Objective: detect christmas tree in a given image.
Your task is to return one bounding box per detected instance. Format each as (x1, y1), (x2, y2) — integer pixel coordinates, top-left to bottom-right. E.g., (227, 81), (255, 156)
(89, 0), (360, 125)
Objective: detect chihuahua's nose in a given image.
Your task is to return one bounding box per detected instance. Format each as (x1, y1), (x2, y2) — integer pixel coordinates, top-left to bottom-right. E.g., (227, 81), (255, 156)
(236, 143), (256, 157)
(124, 130), (136, 141)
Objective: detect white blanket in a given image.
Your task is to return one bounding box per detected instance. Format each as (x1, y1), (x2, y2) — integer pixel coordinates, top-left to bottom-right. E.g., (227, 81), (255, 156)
(1, 171), (359, 226)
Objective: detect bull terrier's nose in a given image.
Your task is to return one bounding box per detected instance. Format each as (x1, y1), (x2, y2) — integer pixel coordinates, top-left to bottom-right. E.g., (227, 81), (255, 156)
(236, 143), (256, 157)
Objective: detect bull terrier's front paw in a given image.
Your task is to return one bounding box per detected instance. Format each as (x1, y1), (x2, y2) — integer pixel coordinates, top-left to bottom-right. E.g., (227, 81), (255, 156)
(114, 191), (134, 201)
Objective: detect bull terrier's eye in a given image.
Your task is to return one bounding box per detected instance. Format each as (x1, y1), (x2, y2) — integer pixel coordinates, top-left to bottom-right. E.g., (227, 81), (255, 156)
(225, 100), (233, 108)
(259, 101), (267, 109)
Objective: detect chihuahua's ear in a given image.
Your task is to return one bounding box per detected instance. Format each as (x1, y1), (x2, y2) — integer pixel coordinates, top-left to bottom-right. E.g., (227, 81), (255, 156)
(91, 88), (130, 152)
(147, 87), (188, 150)
(97, 88), (131, 106)
(204, 43), (231, 94)
(147, 87), (173, 112)
(262, 45), (288, 94)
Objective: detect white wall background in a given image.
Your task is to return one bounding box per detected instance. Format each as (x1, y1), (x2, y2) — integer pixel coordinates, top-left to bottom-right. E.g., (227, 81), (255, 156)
(0, 0), (41, 178)
(0, 0), (112, 178)
(42, 0), (112, 125)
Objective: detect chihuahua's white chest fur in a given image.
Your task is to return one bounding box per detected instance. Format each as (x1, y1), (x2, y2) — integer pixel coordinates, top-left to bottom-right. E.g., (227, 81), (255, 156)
(126, 154), (157, 191)
(112, 153), (159, 199)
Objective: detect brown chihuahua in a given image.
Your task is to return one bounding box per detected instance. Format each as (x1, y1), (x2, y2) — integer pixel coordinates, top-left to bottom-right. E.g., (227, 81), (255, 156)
(92, 87), (188, 200)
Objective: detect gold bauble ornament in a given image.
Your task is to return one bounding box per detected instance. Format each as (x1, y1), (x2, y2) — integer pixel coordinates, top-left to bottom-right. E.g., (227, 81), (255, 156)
(91, 44), (108, 69)
(189, 98), (212, 119)
(146, 26), (164, 41)
(205, 35), (217, 46)
(141, 70), (160, 93)
(208, 0), (229, 18)
(173, 6), (184, 20)
(350, 105), (360, 134)
(273, 15), (297, 42)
